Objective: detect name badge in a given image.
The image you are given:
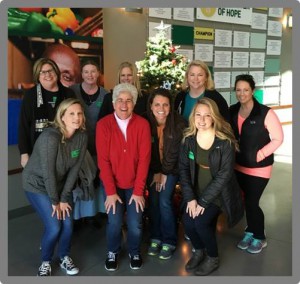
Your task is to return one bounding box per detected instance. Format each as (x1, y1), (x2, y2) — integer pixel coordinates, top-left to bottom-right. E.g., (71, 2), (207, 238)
(188, 151), (195, 160)
(71, 149), (80, 158)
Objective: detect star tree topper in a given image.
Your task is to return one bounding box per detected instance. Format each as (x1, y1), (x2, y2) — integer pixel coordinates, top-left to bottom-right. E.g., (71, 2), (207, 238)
(154, 20), (171, 31)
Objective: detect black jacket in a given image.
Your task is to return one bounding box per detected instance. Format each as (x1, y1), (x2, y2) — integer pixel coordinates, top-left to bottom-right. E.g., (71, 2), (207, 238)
(18, 83), (75, 155)
(229, 98), (273, 168)
(148, 113), (187, 175)
(179, 135), (244, 228)
(174, 89), (230, 122)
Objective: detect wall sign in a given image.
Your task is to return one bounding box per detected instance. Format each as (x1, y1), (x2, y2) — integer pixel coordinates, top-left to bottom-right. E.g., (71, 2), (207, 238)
(196, 8), (252, 25)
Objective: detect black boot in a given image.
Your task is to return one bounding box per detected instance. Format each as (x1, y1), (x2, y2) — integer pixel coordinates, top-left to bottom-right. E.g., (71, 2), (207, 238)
(185, 249), (205, 271)
(194, 256), (219, 276)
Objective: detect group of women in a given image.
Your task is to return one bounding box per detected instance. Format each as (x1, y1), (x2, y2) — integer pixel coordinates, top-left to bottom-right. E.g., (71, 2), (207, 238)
(19, 55), (283, 276)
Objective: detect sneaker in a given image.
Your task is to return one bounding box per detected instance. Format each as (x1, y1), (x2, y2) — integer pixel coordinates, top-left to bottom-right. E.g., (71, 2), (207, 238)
(237, 232), (254, 250)
(37, 261), (51, 276)
(247, 238), (267, 254)
(60, 256), (79, 275)
(129, 254), (143, 270)
(105, 252), (118, 271)
(159, 244), (175, 260)
(148, 241), (161, 256)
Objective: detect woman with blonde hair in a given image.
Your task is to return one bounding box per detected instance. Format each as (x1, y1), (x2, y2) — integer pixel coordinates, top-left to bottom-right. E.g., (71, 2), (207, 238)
(175, 60), (229, 122)
(23, 98), (87, 276)
(99, 61), (148, 119)
(179, 98), (243, 276)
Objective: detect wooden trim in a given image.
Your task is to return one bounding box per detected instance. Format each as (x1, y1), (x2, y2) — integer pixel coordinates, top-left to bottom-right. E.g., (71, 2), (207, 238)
(8, 168), (23, 175)
(281, 121), (292, 126)
(271, 104), (292, 110)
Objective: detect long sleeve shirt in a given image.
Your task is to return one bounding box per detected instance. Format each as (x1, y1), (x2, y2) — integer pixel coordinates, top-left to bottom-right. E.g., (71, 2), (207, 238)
(22, 127), (87, 205)
(96, 113), (151, 196)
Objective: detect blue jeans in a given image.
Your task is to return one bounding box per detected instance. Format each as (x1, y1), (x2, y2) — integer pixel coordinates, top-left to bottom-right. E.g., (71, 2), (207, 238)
(105, 188), (143, 256)
(147, 173), (178, 246)
(25, 191), (73, 262)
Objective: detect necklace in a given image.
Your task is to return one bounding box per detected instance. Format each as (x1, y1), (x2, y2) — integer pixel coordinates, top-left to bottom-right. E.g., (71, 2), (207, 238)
(81, 84), (99, 105)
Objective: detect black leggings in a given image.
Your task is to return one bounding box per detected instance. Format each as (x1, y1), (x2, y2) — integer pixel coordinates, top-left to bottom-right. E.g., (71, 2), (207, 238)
(235, 171), (269, 239)
(182, 204), (220, 257)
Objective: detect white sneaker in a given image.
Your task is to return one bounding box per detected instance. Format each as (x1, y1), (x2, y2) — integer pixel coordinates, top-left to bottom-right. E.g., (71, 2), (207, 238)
(37, 261), (51, 276)
(60, 256), (79, 275)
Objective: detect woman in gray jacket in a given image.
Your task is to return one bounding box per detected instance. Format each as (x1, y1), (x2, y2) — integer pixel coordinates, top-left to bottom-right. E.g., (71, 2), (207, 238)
(23, 98), (87, 276)
(179, 98), (243, 276)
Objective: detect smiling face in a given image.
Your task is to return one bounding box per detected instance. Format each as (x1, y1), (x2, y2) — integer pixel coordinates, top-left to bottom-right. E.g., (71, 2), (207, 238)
(194, 104), (213, 131)
(235, 80), (254, 106)
(150, 95), (170, 125)
(61, 103), (84, 136)
(39, 63), (58, 90)
(119, 67), (134, 84)
(82, 64), (99, 86)
(187, 65), (207, 92)
(113, 91), (134, 120)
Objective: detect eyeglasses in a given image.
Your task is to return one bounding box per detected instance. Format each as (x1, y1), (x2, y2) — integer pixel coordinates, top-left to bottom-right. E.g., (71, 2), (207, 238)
(39, 69), (55, 76)
(115, 98), (133, 104)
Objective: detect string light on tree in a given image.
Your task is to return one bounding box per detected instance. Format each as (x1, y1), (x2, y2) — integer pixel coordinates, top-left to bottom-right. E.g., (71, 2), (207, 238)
(136, 21), (189, 94)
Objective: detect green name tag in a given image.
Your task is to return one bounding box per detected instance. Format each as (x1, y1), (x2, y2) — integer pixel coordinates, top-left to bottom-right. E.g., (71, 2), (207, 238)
(71, 149), (80, 158)
(96, 101), (102, 108)
(188, 151), (195, 160)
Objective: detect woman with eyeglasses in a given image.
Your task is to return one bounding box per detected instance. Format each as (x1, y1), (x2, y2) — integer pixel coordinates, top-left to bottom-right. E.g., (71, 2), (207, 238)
(18, 58), (75, 168)
(179, 98), (243, 276)
(229, 74), (283, 254)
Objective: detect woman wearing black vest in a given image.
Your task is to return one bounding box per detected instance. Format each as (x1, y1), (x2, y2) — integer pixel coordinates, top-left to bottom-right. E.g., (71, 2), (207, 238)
(229, 74), (283, 254)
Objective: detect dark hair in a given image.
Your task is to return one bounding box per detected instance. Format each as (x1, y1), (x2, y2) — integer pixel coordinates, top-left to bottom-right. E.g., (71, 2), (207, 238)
(147, 88), (175, 137)
(81, 59), (100, 72)
(234, 74), (255, 91)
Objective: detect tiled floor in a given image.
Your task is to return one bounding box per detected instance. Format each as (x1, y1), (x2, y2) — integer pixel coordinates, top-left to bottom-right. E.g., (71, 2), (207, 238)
(8, 162), (292, 277)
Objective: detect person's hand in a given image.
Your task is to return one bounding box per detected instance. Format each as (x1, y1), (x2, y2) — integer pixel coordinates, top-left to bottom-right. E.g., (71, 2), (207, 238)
(21, 153), (29, 168)
(59, 202), (72, 220)
(51, 204), (61, 220)
(186, 200), (197, 218)
(160, 174), (167, 191)
(256, 149), (265, 162)
(129, 194), (145, 213)
(105, 194), (123, 214)
(195, 204), (205, 216)
(150, 173), (163, 192)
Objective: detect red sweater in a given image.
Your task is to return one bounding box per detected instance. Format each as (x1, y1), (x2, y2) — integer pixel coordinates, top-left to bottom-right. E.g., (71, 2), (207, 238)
(96, 113), (151, 196)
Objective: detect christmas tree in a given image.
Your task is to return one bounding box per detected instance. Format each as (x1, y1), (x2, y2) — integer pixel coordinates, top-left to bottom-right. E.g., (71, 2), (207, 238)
(136, 23), (189, 93)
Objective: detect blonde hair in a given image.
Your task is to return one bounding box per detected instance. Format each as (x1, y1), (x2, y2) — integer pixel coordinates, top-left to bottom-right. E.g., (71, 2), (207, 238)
(53, 98), (86, 143)
(183, 98), (238, 151)
(182, 60), (214, 91)
(117, 62), (142, 97)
